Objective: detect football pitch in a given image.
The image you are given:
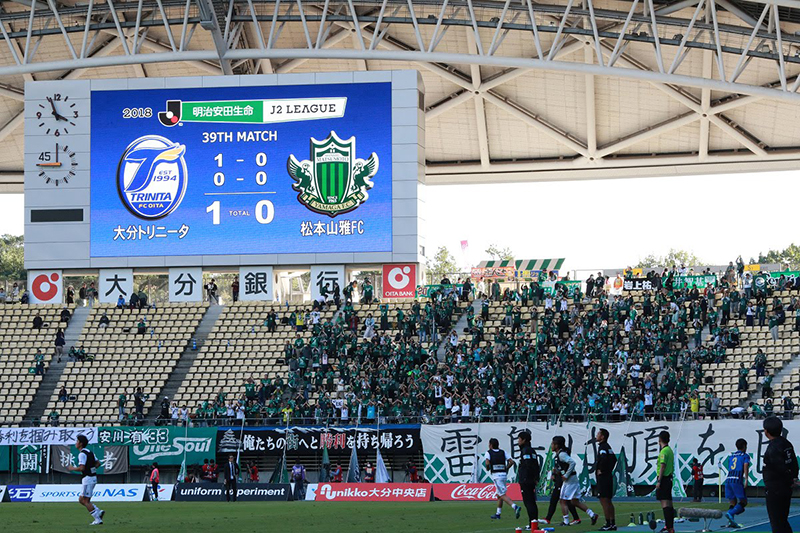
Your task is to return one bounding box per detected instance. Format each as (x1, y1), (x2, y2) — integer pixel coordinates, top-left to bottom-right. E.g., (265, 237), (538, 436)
(0, 501), (746, 533)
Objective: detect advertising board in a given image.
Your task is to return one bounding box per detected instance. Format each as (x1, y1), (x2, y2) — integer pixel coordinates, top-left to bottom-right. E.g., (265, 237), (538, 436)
(32, 484), (148, 502)
(307, 483), (431, 502)
(173, 483), (291, 502)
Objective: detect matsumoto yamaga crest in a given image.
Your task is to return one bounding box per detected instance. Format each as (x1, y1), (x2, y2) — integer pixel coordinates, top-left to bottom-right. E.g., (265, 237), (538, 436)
(287, 131), (379, 217)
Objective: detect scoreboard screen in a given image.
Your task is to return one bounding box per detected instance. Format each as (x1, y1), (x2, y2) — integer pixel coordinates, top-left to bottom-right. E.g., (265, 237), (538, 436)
(89, 82), (392, 257)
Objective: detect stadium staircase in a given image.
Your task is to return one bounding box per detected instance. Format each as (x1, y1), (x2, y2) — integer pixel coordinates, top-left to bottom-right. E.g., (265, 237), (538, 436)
(24, 305), (91, 423)
(437, 299), (477, 362)
(742, 349), (800, 408)
(145, 303), (225, 421)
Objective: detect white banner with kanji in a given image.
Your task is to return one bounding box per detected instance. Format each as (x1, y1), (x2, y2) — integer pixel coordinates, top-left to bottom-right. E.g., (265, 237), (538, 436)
(422, 421), (800, 487)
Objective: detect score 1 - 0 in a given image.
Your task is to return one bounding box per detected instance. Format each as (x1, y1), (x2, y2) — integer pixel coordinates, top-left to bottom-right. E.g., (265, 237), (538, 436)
(206, 152), (274, 225)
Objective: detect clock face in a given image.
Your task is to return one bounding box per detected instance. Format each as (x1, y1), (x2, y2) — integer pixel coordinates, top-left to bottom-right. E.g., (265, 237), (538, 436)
(35, 93), (79, 137)
(36, 142), (78, 186)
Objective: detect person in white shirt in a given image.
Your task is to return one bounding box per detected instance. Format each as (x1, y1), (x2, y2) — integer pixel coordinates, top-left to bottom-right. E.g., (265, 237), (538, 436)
(460, 399), (471, 421)
(552, 436), (598, 526)
(485, 438), (522, 520)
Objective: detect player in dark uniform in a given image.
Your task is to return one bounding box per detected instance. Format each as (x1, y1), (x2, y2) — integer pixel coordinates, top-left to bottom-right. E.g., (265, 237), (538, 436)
(517, 431), (540, 528)
(595, 428), (618, 531)
(67, 434), (105, 526)
(763, 417), (799, 533)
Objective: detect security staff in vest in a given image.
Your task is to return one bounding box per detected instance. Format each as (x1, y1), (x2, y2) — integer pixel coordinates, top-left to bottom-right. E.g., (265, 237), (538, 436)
(763, 416), (799, 533)
(517, 431), (540, 524)
(485, 438), (522, 520)
(223, 455), (240, 502)
(68, 434), (105, 525)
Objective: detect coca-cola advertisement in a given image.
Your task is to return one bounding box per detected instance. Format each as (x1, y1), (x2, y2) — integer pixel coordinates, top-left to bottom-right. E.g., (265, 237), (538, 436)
(305, 483), (432, 502)
(432, 483), (522, 501)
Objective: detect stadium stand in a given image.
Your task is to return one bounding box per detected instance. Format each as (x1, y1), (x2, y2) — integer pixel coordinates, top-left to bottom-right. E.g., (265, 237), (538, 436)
(0, 265), (797, 427)
(41, 302), (206, 425)
(0, 304), (74, 424)
(173, 292), (468, 425)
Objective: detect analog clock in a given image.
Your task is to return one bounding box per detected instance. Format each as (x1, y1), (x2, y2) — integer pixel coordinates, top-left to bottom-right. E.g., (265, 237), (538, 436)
(36, 142), (78, 186)
(35, 92), (79, 137)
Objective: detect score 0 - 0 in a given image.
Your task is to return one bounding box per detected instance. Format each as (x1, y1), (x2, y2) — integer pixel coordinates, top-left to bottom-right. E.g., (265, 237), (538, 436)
(206, 151), (275, 225)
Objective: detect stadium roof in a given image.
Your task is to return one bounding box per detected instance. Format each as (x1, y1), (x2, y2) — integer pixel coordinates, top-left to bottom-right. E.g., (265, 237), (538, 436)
(1, 0), (800, 193)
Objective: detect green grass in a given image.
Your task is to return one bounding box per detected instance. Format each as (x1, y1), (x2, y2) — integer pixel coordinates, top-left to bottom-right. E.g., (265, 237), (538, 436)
(1, 501), (733, 533)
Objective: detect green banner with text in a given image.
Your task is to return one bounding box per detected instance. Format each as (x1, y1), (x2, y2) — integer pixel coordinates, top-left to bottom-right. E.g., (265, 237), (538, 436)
(97, 427), (216, 466)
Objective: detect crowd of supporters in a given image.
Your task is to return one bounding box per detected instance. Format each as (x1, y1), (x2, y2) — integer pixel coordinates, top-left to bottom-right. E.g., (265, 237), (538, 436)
(181, 261), (800, 426)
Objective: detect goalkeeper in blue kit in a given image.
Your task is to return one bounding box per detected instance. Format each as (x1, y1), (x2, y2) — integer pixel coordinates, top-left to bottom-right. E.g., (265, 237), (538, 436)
(724, 438), (750, 528)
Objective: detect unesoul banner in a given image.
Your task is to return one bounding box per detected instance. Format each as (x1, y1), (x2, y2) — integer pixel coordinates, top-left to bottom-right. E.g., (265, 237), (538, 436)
(421, 421), (800, 487)
(97, 426), (216, 466)
(216, 426), (420, 456)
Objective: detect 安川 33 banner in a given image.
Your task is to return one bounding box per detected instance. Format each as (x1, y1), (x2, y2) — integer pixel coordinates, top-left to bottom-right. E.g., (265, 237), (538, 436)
(97, 427), (216, 466)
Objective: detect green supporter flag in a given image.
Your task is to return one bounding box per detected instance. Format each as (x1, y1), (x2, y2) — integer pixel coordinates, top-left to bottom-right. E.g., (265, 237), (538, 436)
(270, 455), (289, 484)
(671, 446), (687, 498)
(537, 448), (555, 497)
(320, 444), (331, 482)
(578, 452), (592, 496)
(0, 444), (10, 472)
(613, 448), (633, 498)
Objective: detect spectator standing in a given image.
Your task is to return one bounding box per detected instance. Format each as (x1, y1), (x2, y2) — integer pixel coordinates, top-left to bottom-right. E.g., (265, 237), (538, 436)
(206, 279), (219, 305)
(54, 328), (66, 359)
(232, 277), (239, 303)
(118, 393), (126, 421)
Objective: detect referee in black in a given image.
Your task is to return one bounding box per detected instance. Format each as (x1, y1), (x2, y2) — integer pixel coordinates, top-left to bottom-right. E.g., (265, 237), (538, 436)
(595, 428), (618, 531)
(763, 416), (799, 533)
(517, 431), (539, 525)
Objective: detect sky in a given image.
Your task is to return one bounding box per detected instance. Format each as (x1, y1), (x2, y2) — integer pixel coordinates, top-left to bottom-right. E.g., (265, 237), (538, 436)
(2, 169), (797, 272)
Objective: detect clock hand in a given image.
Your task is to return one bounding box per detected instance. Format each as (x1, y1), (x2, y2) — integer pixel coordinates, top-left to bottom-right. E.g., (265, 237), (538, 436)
(47, 96), (57, 115)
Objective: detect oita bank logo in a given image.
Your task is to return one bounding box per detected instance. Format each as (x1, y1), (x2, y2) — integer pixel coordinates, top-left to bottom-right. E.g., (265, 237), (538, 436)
(117, 135), (188, 219)
(388, 266), (411, 290)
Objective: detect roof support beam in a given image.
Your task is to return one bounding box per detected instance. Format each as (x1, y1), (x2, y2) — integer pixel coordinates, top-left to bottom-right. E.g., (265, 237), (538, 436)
(466, 28), (490, 168)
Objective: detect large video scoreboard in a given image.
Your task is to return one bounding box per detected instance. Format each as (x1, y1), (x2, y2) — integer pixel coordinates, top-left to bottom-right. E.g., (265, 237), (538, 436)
(24, 71), (425, 269)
